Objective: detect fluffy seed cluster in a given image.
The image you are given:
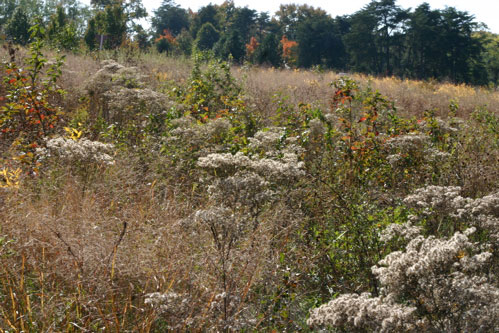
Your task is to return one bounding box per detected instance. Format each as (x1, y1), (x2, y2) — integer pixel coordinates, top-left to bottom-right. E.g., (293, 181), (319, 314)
(144, 292), (192, 329)
(308, 187), (499, 332)
(386, 133), (429, 152)
(380, 221), (422, 242)
(207, 171), (274, 209)
(404, 185), (499, 242)
(169, 128), (306, 330)
(307, 293), (417, 332)
(307, 118), (326, 139)
(208, 292), (257, 330)
(248, 127), (305, 158)
(198, 151), (305, 180)
(36, 137), (115, 165)
(385, 132), (450, 167)
(418, 117), (461, 135)
(104, 87), (171, 120)
(403, 185), (462, 217)
(86, 60), (145, 93)
(86, 60), (176, 124)
(168, 117), (232, 153)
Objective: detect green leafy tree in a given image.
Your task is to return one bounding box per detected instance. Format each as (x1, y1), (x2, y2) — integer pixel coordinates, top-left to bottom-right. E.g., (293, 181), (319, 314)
(174, 28), (193, 55)
(478, 32), (499, 85)
(46, 6), (79, 50)
(42, 0), (91, 35)
(152, 0), (189, 37)
(190, 4), (221, 38)
(194, 22), (219, 51)
(0, 0), (17, 31)
(133, 23), (150, 49)
(214, 29), (245, 62)
(86, 0), (147, 50)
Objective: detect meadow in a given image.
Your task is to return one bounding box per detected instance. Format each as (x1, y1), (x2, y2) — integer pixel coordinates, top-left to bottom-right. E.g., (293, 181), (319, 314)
(1, 44), (498, 331)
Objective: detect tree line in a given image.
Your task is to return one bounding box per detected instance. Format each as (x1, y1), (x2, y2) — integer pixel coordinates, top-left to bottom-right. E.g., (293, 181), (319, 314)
(1, 0), (498, 85)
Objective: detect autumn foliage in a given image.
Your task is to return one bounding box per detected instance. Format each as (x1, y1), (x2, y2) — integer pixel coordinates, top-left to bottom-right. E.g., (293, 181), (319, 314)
(245, 36), (259, 56)
(280, 35), (298, 65)
(0, 37), (64, 160)
(156, 29), (176, 44)
(155, 29), (177, 53)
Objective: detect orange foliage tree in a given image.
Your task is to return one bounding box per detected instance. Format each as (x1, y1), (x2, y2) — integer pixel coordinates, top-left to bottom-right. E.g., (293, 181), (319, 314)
(245, 36), (259, 58)
(155, 29), (177, 53)
(280, 35), (298, 66)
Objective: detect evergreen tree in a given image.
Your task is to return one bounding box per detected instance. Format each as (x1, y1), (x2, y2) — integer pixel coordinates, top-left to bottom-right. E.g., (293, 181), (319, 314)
(84, 17), (98, 50)
(405, 3), (443, 79)
(254, 33), (281, 67)
(230, 7), (256, 42)
(46, 6), (79, 50)
(296, 13), (345, 68)
(344, 0), (408, 75)
(6, 7), (31, 45)
(104, 4), (127, 48)
(369, 0), (409, 75)
(344, 8), (379, 73)
(439, 7), (482, 83)
(479, 32), (499, 85)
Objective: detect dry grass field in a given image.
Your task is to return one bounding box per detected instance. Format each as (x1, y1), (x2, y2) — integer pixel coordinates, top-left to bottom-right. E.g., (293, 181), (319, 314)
(1, 47), (498, 331)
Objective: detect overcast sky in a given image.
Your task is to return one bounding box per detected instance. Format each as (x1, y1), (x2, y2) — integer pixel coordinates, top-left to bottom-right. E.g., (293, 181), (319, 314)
(82, 0), (499, 33)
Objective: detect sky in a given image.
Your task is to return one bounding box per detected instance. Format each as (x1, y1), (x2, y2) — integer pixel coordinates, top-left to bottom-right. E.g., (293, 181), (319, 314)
(82, 0), (499, 33)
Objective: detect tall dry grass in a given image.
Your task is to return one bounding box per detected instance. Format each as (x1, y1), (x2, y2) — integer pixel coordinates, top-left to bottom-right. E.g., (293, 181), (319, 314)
(1, 47), (498, 331)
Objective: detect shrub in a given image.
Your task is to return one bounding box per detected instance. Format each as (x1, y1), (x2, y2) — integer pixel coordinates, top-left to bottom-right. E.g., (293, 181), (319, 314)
(308, 187), (499, 332)
(1, 27), (65, 156)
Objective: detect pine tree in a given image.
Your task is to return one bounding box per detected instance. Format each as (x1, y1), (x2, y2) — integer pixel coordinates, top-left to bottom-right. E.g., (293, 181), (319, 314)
(6, 7), (31, 45)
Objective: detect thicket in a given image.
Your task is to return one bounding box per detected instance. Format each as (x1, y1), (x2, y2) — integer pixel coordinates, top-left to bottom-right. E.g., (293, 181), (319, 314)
(0, 34), (498, 331)
(1, 0), (499, 86)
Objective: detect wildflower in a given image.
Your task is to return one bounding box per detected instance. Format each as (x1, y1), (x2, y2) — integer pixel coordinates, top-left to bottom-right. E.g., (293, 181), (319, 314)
(36, 136), (115, 165)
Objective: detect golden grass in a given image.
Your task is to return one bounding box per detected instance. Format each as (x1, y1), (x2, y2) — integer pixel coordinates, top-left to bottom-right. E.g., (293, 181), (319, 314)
(2, 45), (498, 120)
